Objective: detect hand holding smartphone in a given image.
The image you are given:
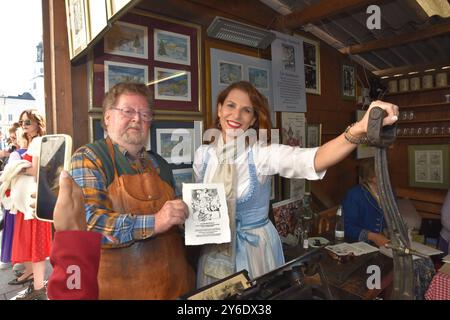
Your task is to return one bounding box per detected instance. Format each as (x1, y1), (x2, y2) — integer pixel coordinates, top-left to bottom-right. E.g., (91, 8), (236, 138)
(35, 134), (72, 222)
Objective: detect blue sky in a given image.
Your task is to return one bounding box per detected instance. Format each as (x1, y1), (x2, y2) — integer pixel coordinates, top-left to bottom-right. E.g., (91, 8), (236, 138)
(0, 1), (42, 96)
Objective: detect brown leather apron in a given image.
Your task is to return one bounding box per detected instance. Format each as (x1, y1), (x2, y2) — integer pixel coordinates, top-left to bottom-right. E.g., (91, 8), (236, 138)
(97, 139), (194, 299)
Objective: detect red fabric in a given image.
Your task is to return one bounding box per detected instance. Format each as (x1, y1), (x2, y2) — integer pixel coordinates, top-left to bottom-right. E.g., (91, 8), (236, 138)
(425, 271), (450, 300)
(10, 151), (53, 263)
(11, 212), (53, 263)
(47, 231), (101, 300)
(22, 153), (32, 162)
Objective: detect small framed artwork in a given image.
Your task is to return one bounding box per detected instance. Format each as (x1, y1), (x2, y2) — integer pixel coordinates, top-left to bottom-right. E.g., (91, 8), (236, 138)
(172, 168), (193, 197)
(248, 66), (269, 90)
(106, 0), (136, 19)
(181, 270), (252, 300)
(356, 110), (375, 159)
(219, 61), (243, 85)
(154, 67), (191, 101)
(150, 120), (203, 169)
(306, 123), (322, 148)
(86, 0), (108, 42)
(154, 29), (190, 65)
(88, 114), (105, 143)
(296, 35), (321, 95)
(156, 128), (194, 164)
(104, 60), (148, 92)
(272, 198), (302, 246)
(104, 21), (148, 59)
(342, 64), (356, 100)
(408, 144), (449, 189)
(65, 0), (88, 60)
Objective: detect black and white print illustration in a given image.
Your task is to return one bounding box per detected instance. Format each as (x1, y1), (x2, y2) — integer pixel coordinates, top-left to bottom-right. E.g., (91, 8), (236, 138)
(191, 188), (221, 222)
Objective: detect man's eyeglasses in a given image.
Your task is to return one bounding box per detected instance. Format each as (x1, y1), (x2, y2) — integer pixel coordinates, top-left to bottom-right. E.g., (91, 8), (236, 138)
(112, 107), (153, 122)
(19, 119), (32, 126)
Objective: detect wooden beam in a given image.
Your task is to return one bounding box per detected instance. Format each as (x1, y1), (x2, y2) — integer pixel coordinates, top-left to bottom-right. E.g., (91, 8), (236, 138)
(340, 22), (450, 55)
(43, 0), (74, 136)
(278, 0), (378, 30)
(373, 60), (450, 77)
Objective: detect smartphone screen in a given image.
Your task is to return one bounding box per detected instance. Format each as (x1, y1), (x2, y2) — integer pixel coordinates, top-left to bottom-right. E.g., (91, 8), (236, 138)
(35, 134), (72, 222)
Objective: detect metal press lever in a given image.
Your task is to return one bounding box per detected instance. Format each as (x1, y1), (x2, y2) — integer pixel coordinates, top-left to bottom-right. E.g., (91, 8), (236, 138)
(367, 107), (414, 300)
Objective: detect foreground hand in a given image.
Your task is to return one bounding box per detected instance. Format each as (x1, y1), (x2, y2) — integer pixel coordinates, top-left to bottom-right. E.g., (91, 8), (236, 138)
(351, 100), (399, 136)
(154, 199), (188, 235)
(53, 170), (87, 232)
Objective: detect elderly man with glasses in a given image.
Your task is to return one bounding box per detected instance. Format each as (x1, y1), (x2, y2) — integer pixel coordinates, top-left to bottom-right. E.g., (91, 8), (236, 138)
(57, 82), (194, 299)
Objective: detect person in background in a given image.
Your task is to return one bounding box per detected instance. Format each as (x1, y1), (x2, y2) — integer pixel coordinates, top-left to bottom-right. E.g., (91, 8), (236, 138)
(8, 110), (52, 300)
(70, 82), (194, 299)
(342, 158), (389, 247)
(438, 188), (450, 256)
(193, 80), (399, 288)
(0, 126), (28, 271)
(342, 158), (435, 299)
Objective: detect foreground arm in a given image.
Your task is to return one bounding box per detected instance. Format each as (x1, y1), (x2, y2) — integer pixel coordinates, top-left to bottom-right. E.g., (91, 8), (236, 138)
(47, 171), (101, 300)
(314, 101), (398, 172)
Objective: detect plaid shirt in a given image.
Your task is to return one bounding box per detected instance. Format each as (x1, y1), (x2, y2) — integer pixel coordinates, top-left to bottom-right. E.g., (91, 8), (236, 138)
(70, 143), (156, 247)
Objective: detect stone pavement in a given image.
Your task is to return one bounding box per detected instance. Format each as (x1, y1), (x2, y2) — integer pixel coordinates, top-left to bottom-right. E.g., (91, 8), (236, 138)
(0, 232), (53, 300)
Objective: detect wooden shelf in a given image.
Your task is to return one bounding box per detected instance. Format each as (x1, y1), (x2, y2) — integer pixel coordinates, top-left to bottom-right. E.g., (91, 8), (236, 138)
(398, 118), (450, 124)
(399, 101), (450, 109)
(386, 85), (450, 96)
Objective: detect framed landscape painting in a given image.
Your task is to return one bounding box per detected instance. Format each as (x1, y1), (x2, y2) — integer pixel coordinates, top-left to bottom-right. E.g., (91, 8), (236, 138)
(104, 21), (148, 59)
(219, 61), (242, 85)
(154, 67), (191, 101)
(154, 29), (190, 65)
(104, 60), (148, 92)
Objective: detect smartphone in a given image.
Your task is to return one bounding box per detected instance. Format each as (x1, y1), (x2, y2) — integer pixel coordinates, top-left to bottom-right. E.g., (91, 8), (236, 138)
(35, 134), (72, 222)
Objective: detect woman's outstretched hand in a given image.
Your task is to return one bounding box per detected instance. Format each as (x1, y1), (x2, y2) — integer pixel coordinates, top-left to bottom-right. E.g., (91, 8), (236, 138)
(351, 100), (399, 136)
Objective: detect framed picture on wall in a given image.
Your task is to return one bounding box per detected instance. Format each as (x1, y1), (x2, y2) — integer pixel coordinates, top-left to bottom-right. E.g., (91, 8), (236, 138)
(88, 114), (105, 143)
(150, 120), (203, 169)
(342, 63), (356, 100)
(86, 0), (108, 42)
(172, 168), (194, 197)
(106, 0), (137, 19)
(104, 60), (148, 92)
(156, 128), (194, 164)
(296, 35), (321, 95)
(306, 123), (322, 148)
(248, 66), (269, 90)
(218, 61), (243, 85)
(65, 0), (88, 60)
(408, 144), (449, 189)
(154, 29), (190, 65)
(154, 67), (191, 101)
(104, 21), (148, 59)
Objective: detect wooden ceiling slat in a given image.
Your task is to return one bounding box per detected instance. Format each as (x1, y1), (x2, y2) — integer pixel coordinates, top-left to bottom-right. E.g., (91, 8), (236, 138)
(277, 0), (379, 30)
(340, 22), (450, 55)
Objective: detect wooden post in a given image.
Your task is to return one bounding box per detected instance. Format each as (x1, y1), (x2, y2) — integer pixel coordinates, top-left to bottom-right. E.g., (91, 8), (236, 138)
(42, 0), (74, 137)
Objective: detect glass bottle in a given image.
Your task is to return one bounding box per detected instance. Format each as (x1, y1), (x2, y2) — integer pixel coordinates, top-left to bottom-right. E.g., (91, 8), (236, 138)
(334, 205), (345, 243)
(302, 193), (314, 235)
